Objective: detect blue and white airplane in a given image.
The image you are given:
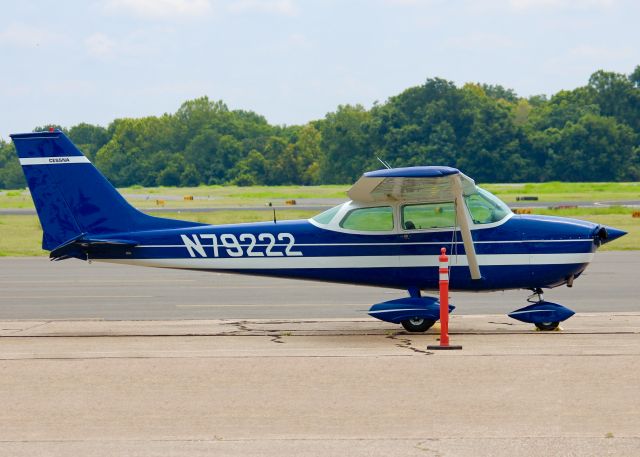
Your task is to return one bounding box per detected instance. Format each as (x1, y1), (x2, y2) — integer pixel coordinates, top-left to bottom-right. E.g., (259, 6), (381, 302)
(12, 130), (626, 331)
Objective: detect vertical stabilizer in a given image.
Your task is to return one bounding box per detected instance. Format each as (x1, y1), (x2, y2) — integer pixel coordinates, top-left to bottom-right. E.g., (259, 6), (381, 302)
(11, 131), (201, 251)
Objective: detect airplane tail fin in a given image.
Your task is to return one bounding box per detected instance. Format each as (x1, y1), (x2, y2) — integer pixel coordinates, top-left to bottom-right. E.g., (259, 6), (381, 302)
(11, 130), (201, 252)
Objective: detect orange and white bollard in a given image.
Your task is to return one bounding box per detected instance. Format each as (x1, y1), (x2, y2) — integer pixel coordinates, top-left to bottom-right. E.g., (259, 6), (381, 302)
(428, 247), (462, 350)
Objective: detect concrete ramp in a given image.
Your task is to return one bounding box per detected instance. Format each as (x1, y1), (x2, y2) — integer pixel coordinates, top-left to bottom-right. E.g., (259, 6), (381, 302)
(1, 314), (640, 456)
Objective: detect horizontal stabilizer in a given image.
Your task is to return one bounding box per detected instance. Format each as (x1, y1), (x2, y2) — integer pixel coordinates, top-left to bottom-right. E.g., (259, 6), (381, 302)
(50, 234), (139, 261)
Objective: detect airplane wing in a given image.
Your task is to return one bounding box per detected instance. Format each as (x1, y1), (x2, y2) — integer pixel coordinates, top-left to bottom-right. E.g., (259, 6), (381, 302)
(348, 166), (481, 280)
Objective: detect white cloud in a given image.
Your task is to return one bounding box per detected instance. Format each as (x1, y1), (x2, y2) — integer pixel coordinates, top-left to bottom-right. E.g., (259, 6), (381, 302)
(541, 44), (634, 80)
(382, 0), (445, 6)
(446, 32), (516, 51)
(105, 0), (213, 19)
(287, 33), (309, 48)
(85, 33), (116, 58)
(507, 0), (615, 10)
(569, 44), (633, 61)
(255, 32), (310, 54)
(407, 0), (620, 14)
(227, 0), (298, 16)
(0, 23), (63, 48)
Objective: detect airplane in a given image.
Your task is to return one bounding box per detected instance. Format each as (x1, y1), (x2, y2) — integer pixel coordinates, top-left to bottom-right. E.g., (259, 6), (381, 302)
(11, 130), (626, 332)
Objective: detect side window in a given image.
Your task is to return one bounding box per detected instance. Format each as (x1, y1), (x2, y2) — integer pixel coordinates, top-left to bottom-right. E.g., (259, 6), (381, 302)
(402, 202), (456, 230)
(340, 206), (394, 231)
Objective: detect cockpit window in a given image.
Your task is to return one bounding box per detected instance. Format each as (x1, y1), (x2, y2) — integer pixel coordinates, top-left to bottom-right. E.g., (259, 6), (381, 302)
(312, 205), (342, 225)
(464, 187), (511, 224)
(402, 202), (456, 230)
(340, 206), (394, 231)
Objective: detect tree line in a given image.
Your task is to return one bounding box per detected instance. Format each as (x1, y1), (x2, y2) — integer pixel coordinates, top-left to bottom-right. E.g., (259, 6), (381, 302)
(1, 66), (639, 189)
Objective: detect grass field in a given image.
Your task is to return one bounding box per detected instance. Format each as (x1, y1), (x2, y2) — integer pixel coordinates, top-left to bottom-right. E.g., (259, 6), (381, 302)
(120, 185), (348, 209)
(0, 210), (319, 257)
(0, 214), (48, 256)
(3, 181), (638, 210)
(482, 182), (640, 203)
(529, 207), (638, 250)
(0, 207), (636, 256)
(1, 182), (638, 255)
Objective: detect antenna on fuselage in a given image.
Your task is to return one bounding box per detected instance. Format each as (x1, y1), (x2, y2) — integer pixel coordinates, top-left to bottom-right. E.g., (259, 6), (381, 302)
(268, 202), (277, 224)
(376, 157), (392, 169)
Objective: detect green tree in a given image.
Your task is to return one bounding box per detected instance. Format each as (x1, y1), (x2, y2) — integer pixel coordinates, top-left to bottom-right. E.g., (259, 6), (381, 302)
(544, 114), (639, 181)
(232, 150), (267, 186)
(0, 141), (25, 189)
(588, 69), (640, 131)
(319, 105), (373, 183)
(68, 123), (109, 161)
(630, 65), (640, 88)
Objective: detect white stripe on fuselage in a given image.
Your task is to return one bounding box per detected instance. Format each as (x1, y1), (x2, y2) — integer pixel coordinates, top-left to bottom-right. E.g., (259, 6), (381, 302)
(96, 252), (594, 270)
(136, 239), (593, 249)
(19, 156), (91, 165)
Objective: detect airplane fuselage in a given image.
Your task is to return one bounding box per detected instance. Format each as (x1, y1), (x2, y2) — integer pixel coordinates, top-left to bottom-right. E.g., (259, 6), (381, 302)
(88, 213), (601, 292)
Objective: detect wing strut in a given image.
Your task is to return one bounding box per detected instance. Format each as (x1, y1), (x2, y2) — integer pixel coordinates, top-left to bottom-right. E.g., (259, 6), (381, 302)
(452, 174), (481, 280)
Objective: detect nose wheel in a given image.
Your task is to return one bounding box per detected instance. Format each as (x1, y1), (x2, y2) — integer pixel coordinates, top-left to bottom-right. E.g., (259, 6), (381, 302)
(534, 321), (560, 331)
(527, 289), (559, 331)
(507, 288), (574, 331)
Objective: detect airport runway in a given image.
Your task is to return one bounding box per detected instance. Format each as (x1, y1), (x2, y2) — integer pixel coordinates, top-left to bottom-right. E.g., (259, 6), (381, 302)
(0, 251), (637, 320)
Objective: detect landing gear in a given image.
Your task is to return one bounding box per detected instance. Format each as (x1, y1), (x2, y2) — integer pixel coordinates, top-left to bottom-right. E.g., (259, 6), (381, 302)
(528, 289), (559, 331)
(401, 318), (436, 333)
(534, 321), (560, 331)
(369, 295), (450, 332)
(507, 287), (575, 330)
(527, 287), (545, 304)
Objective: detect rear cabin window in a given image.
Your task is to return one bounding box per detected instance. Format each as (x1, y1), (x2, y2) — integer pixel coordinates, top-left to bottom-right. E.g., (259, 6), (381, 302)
(402, 202), (456, 230)
(340, 206), (394, 231)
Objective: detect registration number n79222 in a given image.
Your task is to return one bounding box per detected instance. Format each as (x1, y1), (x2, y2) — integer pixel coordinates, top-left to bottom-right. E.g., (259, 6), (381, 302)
(180, 233), (302, 258)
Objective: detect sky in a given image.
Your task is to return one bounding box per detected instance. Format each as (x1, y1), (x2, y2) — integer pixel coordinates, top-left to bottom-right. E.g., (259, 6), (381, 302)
(1, 0), (638, 138)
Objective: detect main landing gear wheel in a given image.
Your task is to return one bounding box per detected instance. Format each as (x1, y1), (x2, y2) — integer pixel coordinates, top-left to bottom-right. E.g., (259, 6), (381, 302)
(535, 321), (560, 331)
(401, 318), (436, 333)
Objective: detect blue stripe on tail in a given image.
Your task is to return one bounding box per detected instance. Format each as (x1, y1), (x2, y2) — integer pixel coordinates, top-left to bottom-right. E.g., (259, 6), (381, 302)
(11, 131), (203, 251)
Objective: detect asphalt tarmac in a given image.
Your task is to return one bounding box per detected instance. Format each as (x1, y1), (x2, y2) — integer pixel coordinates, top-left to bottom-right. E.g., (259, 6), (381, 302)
(0, 251), (637, 320)
(1, 254), (639, 456)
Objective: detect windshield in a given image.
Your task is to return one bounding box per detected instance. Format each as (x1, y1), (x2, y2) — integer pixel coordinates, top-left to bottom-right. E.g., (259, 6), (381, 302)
(312, 204), (342, 225)
(464, 187), (511, 224)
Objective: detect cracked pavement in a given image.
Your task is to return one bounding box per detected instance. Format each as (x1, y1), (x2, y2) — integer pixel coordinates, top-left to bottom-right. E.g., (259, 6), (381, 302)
(1, 315), (640, 456)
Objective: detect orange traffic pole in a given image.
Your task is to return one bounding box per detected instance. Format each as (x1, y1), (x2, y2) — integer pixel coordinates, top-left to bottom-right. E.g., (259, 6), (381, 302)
(428, 247), (462, 350)
(439, 247), (450, 346)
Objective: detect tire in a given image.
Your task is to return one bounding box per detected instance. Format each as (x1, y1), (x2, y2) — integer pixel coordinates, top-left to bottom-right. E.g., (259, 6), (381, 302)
(535, 321), (560, 331)
(401, 318), (436, 333)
